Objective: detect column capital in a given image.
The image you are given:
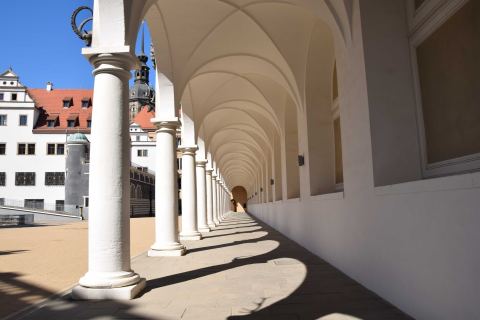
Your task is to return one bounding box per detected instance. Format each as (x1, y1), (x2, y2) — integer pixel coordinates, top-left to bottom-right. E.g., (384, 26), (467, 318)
(87, 52), (138, 79)
(212, 173), (218, 178)
(206, 168), (214, 174)
(196, 159), (208, 167)
(179, 145), (198, 155)
(151, 118), (181, 132)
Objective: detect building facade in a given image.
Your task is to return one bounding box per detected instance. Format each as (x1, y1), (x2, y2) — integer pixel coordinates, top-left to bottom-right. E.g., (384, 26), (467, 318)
(0, 69), (156, 214)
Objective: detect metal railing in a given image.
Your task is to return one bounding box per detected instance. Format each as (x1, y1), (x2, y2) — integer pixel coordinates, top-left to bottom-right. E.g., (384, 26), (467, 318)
(0, 198), (79, 216)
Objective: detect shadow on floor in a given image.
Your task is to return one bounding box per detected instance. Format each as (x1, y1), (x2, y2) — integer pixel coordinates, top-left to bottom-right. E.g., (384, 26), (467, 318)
(0, 250), (29, 256)
(143, 214), (411, 320)
(0, 272), (154, 320)
(201, 229), (263, 239)
(9, 212), (412, 320)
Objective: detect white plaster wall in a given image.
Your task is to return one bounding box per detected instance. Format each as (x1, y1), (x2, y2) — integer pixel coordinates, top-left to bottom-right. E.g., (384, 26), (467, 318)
(249, 173), (480, 319)
(131, 142), (156, 172)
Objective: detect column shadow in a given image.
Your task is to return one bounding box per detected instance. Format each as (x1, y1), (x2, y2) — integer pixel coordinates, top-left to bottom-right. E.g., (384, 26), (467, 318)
(201, 229), (262, 239)
(144, 213), (412, 320)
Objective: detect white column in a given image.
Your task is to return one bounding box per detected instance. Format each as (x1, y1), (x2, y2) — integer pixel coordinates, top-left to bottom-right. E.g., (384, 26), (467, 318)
(72, 53), (145, 300)
(148, 120), (185, 256)
(216, 177), (222, 222)
(212, 173), (220, 225)
(179, 146), (202, 240)
(196, 160), (210, 232)
(206, 169), (215, 228)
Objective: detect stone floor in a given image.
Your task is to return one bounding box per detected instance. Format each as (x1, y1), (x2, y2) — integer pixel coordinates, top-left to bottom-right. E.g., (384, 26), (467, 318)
(0, 217), (156, 319)
(13, 212), (412, 320)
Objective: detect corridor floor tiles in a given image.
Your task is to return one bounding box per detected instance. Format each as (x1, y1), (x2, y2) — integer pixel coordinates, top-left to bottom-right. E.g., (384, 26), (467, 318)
(15, 212), (411, 320)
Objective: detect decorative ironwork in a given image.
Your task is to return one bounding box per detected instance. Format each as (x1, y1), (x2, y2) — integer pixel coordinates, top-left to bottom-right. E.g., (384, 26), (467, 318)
(298, 154), (305, 166)
(71, 6), (93, 46)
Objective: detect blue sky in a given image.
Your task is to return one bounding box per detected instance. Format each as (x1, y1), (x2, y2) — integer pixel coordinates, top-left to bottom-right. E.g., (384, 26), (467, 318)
(0, 1), (153, 89)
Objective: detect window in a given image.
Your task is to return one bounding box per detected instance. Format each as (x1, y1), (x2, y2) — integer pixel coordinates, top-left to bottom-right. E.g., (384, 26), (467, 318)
(55, 200), (65, 211)
(81, 98), (90, 108)
(63, 98), (72, 108)
(47, 144), (55, 155)
(15, 172), (35, 186)
(67, 120), (76, 128)
(136, 135), (140, 141)
(47, 120), (56, 127)
(18, 143), (35, 155)
(47, 143), (65, 155)
(334, 117), (344, 185)
(19, 115), (27, 126)
(45, 172), (65, 186)
(0, 198), (4, 206)
(87, 120), (91, 128)
(24, 199), (43, 209)
(0, 143), (5, 155)
(0, 93), (4, 100)
(137, 149), (148, 157)
(0, 115), (7, 126)
(11, 93), (17, 101)
(411, 0), (480, 176)
(0, 172), (5, 186)
(57, 144), (64, 155)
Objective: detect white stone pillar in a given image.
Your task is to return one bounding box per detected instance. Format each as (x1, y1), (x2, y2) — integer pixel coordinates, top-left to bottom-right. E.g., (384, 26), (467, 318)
(196, 160), (210, 232)
(206, 169), (215, 228)
(216, 177), (222, 222)
(148, 120), (185, 257)
(179, 146), (202, 240)
(72, 53), (145, 300)
(212, 173), (220, 225)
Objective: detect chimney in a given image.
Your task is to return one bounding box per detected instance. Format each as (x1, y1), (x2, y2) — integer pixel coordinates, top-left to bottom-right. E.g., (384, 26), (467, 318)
(46, 82), (53, 91)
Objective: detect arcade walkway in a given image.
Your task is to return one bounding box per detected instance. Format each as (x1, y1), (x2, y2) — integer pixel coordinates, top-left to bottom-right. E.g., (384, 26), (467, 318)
(17, 213), (411, 320)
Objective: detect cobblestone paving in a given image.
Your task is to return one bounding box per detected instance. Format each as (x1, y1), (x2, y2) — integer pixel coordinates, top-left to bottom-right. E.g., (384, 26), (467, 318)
(15, 212), (412, 320)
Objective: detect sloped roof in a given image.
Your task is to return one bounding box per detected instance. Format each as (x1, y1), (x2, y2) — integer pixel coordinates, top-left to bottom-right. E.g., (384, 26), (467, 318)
(0, 69), (18, 78)
(132, 107), (156, 131)
(29, 89), (93, 133)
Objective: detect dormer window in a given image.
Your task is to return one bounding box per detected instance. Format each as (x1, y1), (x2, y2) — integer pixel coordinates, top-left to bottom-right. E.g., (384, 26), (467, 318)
(63, 97), (72, 108)
(67, 114), (78, 128)
(81, 98), (91, 108)
(46, 114), (58, 128)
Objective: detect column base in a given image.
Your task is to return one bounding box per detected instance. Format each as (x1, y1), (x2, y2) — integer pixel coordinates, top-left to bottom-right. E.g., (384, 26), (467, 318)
(148, 248), (185, 256)
(199, 226), (211, 233)
(71, 278), (146, 300)
(180, 231), (202, 241)
(148, 243), (186, 256)
(208, 223), (216, 229)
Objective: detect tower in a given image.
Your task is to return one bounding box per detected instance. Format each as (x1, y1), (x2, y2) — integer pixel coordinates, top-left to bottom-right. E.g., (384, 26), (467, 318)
(65, 133), (90, 217)
(129, 26), (155, 122)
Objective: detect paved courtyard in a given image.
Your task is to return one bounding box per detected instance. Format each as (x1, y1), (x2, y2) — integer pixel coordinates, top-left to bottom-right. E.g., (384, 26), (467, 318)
(7, 212), (411, 320)
(0, 217), (156, 319)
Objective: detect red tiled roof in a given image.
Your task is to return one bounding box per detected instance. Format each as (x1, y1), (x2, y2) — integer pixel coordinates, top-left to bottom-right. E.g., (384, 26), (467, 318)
(28, 89), (93, 133)
(132, 107), (156, 131)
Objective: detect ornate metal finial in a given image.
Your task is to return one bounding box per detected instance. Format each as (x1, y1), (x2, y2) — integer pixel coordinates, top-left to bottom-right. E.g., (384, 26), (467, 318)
(140, 23), (146, 56)
(71, 6), (93, 47)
